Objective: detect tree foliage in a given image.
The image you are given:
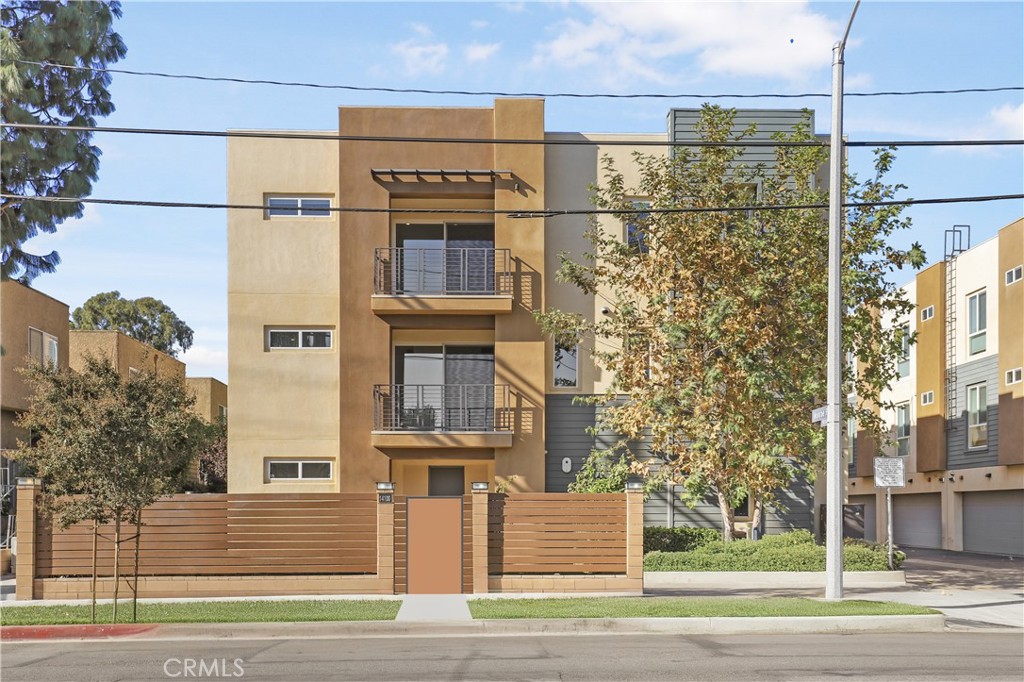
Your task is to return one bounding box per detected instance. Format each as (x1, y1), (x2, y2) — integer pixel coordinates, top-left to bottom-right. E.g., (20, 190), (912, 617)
(192, 417), (227, 493)
(71, 290), (195, 357)
(1, 1), (126, 282)
(539, 105), (924, 540)
(14, 354), (201, 621)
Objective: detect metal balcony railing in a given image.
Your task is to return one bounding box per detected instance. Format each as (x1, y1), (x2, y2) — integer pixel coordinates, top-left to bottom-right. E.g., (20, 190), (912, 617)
(373, 384), (513, 432)
(374, 248), (513, 296)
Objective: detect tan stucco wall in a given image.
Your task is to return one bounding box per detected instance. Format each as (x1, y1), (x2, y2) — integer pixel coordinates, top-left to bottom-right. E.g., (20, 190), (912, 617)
(0, 282), (70, 421)
(186, 377), (228, 424)
(227, 133), (340, 493)
(998, 219), (1023, 465)
(391, 459), (494, 497)
(69, 330), (184, 379)
(915, 262), (946, 471)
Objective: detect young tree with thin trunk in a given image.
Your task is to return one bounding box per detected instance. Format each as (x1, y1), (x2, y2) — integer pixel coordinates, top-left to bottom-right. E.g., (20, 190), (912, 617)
(15, 354), (199, 621)
(539, 105), (923, 540)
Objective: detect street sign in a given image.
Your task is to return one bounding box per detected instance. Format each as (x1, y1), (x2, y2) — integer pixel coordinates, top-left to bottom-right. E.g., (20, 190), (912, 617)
(811, 405), (828, 425)
(873, 457), (906, 488)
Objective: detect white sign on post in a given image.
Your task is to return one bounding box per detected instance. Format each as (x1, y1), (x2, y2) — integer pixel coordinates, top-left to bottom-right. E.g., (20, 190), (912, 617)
(873, 457), (906, 488)
(811, 405), (828, 425)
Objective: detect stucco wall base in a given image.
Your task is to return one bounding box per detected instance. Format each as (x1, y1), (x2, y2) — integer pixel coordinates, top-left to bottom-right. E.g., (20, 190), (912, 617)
(643, 571), (907, 589)
(34, 574), (392, 600)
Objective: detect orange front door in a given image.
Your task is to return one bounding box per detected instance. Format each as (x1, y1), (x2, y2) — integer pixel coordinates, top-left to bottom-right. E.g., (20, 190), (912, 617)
(407, 497), (463, 594)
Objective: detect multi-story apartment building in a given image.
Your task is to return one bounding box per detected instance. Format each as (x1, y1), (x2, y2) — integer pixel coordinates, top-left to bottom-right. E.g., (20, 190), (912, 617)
(848, 219), (1024, 556)
(69, 329), (185, 379)
(226, 100), (820, 537)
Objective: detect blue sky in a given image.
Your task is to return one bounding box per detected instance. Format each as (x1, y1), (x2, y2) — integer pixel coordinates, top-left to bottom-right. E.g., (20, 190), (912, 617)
(23, 1), (1024, 382)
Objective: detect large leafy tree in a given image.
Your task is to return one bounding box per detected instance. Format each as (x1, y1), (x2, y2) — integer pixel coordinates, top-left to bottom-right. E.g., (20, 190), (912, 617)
(15, 355), (200, 622)
(1, 1), (126, 282)
(71, 290), (195, 357)
(539, 105), (923, 540)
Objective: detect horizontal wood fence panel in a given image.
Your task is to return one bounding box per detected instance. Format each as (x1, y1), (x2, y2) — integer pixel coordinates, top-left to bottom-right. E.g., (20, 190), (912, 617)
(35, 493), (379, 578)
(487, 493), (629, 575)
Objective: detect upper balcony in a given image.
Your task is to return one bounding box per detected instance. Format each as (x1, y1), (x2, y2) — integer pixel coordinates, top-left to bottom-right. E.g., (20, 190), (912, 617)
(371, 247), (513, 315)
(371, 383), (513, 449)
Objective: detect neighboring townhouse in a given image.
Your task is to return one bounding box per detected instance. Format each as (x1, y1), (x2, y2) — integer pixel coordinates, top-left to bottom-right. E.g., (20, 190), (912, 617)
(186, 377), (228, 424)
(0, 281), (70, 552)
(69, 329), (185, 379)
(225, 100), (821, 537)
(848, 218), (1024, 556)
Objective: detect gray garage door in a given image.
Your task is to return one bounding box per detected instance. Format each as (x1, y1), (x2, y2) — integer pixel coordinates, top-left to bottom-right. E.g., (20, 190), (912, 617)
(893, 493), (942, 549)
(848, 495), (877, 542)
(963, 491), (1024, 557)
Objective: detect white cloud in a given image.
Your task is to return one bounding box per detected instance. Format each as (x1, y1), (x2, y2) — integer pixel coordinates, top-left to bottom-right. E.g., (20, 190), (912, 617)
(181, 343), (228, 381)
(465, 41), (501, 63)
(22, 203), (103, 251)
(988, 103), (1024, 138)
(849, 102), (1024, 141)
(391, 35), (448, 75)
(532, 1), (840, 86)
(471, 19), (490, 30)
(844, 72), (874, 90)
(410, 22), (434, 38)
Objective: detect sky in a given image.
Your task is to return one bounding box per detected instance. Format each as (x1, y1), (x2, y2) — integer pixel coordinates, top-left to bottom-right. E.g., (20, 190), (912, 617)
(21, 1), (1024, 383)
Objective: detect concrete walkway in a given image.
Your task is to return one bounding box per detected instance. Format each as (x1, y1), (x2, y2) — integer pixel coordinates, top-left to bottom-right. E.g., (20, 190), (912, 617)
(395, 594), (472, 622)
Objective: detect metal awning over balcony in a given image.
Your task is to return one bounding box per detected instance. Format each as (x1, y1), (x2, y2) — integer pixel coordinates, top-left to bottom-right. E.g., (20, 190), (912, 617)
(372, 247), (513, 315)
(371, 384), (513, 449)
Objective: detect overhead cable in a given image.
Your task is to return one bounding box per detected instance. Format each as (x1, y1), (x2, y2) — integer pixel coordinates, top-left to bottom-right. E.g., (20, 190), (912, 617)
(15, 60), (1024, 99)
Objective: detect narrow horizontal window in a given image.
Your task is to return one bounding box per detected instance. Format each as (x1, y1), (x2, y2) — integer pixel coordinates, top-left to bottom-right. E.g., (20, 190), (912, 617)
(267, 459), (333, 480)
(1006, 265), (1023, 286)
(920, 391), (934, 406)
(266, 196), (333, 218)
(920, 305), (934, 322)
(1007, 368), (1023, 385)
(268, 329), (333, 349)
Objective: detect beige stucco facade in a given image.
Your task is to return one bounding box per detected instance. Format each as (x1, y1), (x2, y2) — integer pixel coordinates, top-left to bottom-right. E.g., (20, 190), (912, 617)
(186, 377), (228, 424)
(68, 330), (185, 380)
(0, 282), (70, 450)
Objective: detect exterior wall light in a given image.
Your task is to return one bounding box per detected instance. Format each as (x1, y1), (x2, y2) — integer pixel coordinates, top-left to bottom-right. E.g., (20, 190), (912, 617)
(376, 481), (395, 491)
(625, 481), (644, 492)
(471, 481), (489, 492)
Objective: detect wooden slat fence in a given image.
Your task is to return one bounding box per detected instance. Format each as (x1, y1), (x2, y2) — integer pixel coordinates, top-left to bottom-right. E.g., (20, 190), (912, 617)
(487, 493), (628, 574)
(35, 493), (378, 577)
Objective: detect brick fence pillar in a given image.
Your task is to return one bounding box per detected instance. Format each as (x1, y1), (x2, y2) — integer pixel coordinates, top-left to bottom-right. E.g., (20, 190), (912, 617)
(376, 489), (395, 594)
(471, 487), (489, 594)
(15, 477), (42, 601)
(625, 488), (644, 586)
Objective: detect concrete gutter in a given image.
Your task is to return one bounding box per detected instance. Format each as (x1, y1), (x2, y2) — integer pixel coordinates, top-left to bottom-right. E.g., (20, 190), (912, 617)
(644, 571), (907, 589)
(0, 614), (945, 642)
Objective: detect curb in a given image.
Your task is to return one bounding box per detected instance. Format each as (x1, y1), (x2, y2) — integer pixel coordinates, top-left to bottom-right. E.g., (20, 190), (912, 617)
(0, 614), (945, 641)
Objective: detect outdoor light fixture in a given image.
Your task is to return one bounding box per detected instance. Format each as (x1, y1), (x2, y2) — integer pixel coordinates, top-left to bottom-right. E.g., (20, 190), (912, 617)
(985, 473), (992, 478)
(471, 482), (489, 492)
(625, 481), (644, 491)
(376, 481), (395, 491)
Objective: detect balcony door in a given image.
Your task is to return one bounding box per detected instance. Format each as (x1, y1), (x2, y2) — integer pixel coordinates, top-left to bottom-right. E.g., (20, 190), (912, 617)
(394, 223), (495, 294)
(394, 346), (495, 431)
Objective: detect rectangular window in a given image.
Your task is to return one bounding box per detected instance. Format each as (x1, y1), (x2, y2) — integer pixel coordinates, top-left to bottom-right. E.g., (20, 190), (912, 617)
(218, 404), (228, 421)
(967, 383), (987, 449)
(128, 367), (141, 378)
(921, 391), (934, 406)
(624, 201), (650, 254)
(266, 196), (332, 218)
(268, 329), (333, 349)
(553, 343), (578, 388)
(28, 328), (58, 368)
(896, 402), (910, 457)
(1006, 265), (1023, 285)
(967, 290), (986, 355)
(897, 323), (911, 379)
(920, 305), (934, 322)
(1006, 368), (1022, 386)
(267, 460), (333, 480)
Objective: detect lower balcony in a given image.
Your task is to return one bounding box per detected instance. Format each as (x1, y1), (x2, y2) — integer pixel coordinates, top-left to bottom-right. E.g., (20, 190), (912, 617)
(371, 384), (513, 449)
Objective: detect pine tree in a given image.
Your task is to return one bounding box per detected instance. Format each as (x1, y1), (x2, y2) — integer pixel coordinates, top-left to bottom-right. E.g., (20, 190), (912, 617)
(1, 1), (126, 283)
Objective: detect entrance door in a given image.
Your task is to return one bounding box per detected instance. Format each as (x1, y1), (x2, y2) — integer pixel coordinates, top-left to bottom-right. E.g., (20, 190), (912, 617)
(429, 466), (465, 496)
(407, 497), (463, 594)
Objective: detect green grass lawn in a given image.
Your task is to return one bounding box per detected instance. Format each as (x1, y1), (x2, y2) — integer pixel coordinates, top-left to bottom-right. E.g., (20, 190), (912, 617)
(468, 597), (936, 620)
(0, 599), (401, 626)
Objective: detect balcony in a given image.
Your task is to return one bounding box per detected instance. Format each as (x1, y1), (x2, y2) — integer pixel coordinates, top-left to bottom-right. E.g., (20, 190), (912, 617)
(372, 247), (513, 315)
(371, 384), (513, 449)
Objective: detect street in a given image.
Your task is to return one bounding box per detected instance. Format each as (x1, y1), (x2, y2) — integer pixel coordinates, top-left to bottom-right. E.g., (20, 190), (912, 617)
(3, 633), (1023, 682)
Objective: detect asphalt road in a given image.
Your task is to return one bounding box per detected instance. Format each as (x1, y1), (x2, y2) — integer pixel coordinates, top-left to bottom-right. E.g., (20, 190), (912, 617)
(3, 633), (1023, 682)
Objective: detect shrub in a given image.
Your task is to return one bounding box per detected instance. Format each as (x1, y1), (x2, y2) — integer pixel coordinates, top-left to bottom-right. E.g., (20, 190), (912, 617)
(643, 530), (904, 571)
(643, 526), (721, 553)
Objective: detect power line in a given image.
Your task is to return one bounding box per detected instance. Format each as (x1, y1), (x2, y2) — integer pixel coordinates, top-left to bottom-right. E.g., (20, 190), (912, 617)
(16, 59), (1024, 100)
(3, 193), (1021, 216)
(4, 122), (1022, 149)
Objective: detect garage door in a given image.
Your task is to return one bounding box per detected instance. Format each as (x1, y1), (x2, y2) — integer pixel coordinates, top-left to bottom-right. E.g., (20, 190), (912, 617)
(848, 495), (877, 542)
(963, 491), (1024, 557)
(893, 493), (942, 549)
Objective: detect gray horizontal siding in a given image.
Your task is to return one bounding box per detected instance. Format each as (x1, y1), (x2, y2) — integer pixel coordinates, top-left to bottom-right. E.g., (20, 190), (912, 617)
(546, 394), (813, 534)
(948, 355), (1000, 469)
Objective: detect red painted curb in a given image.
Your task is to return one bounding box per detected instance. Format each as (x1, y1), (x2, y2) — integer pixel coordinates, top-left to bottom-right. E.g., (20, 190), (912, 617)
(1, 623), (157, 641)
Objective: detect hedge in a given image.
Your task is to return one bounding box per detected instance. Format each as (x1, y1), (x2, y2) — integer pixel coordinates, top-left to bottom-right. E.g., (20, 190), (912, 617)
(644, 526), (721, 553)
(643, 530), (905, 572)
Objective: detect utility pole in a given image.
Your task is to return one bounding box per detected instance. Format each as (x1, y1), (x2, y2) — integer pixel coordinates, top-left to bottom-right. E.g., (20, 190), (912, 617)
(825, 0), (860, 602)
